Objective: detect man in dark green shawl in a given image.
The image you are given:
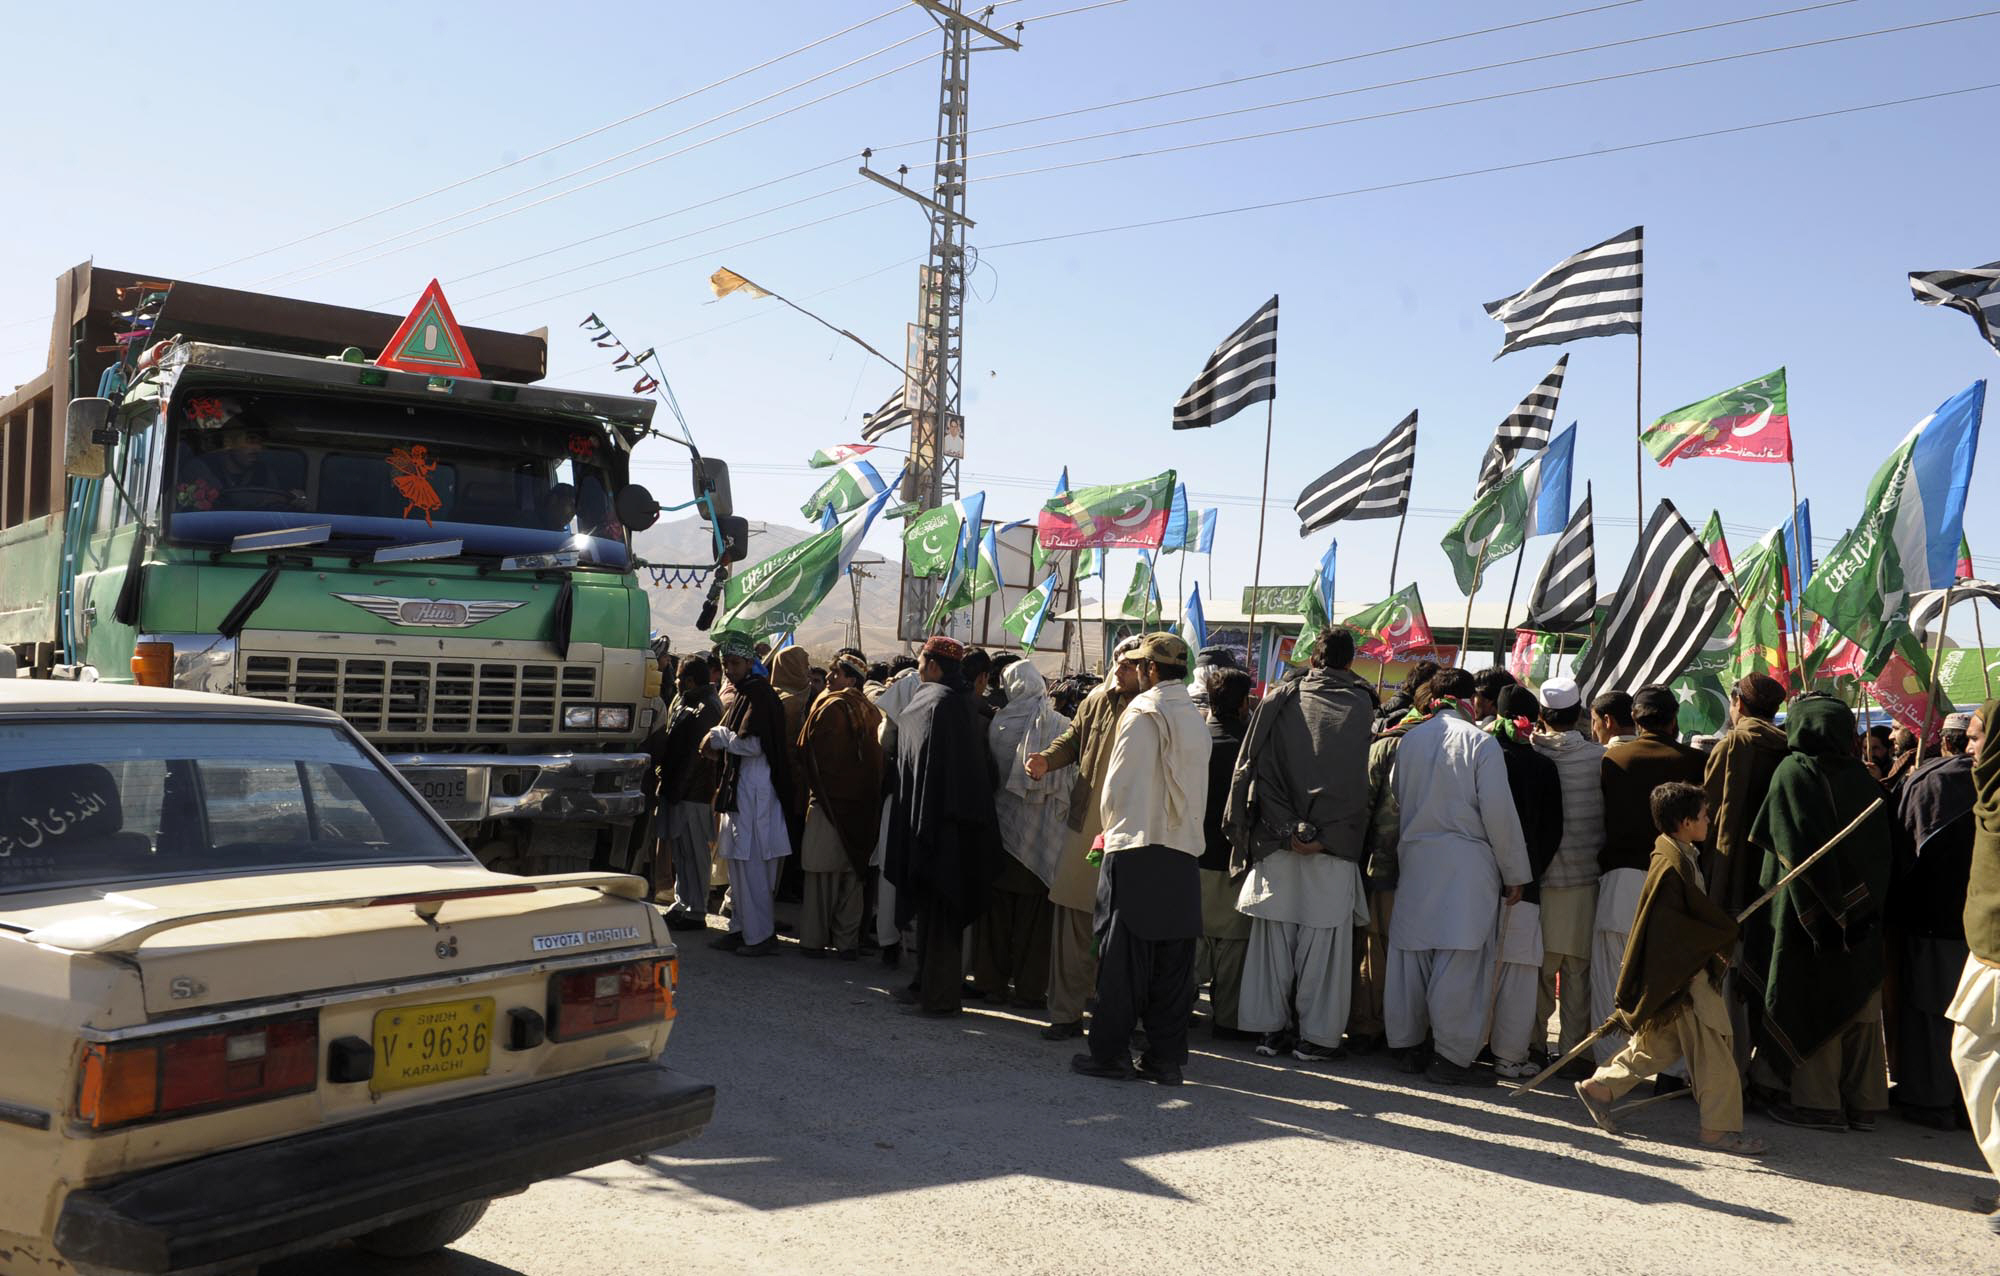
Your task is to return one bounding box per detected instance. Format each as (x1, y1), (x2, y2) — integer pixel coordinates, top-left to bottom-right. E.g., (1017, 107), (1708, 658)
(1742, 693), (1894, 1132)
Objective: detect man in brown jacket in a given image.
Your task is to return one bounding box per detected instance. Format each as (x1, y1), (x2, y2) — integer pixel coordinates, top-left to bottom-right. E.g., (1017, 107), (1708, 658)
(1702, 673), (1790, 914)
(1591, 684), (1705, 1062)
(1027, 636), (1142, 1040)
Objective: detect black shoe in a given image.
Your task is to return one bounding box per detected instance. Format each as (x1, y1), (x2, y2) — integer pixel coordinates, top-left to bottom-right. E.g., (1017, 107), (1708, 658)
(1292, 1040), (1347, 1064)
(879, 941), (902, 969)
(708, 931), (745, 952)
(1041, 1020), (1084, 1042)
(1653, 1073), (1690, 1098)
(1425, 1056), (1493, 1087)
(1071, 1053), (1135, 1081)
(1557, 1056), (1597, 1082)
(1254, 1030), (1296, 1058)
(734, 937), (777, 958)
(1011, 995), (1047, 1010)
(1343, 1032), (1385, 1056)
(1898, 1105), (1960, 1131)
(1767, 1103), (1848, 1132)
(1135, 1058), (1184, 1086)
(1847, 1110), (1880, 1132)
(1388, 1045), (1431, 1074)
(961, 984), (991, 1002)
(892, 985), (921, 1006)
(663, 908), (706, 932)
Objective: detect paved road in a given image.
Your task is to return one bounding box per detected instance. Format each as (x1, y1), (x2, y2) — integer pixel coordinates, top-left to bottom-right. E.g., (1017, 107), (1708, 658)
(273, 931), (1998, 1276)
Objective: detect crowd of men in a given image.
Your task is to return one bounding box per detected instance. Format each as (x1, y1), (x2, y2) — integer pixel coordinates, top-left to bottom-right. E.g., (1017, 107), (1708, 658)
(634, 628), (2000, 1230)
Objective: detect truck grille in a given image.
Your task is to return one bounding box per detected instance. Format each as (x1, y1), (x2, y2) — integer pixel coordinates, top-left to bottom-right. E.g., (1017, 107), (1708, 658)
(242, 654), (598, 736)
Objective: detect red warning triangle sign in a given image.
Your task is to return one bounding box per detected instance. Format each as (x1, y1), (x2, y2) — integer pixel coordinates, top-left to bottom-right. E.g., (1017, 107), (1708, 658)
(376, 279), (483, 378)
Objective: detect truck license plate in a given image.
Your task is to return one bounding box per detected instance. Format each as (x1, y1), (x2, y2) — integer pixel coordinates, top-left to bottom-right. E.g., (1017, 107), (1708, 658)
(372, 997), (494, 1094)
(402, 768), (475, 819)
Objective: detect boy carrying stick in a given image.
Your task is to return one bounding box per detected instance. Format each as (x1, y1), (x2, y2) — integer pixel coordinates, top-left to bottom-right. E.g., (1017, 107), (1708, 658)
(1574, 782), (1769, 1156)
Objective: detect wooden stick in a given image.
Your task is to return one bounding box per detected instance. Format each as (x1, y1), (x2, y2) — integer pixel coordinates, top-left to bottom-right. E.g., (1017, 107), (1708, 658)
(1247, 396), (1275, 686)
(1509, 798), (1883, 1101)
(1498, 547), (1527, 665)
(1920, 586), (1954, 762)
(1610, 1086), (1691, 1118)
(1976, 600), (1994, 700)
(1458, 544), (1488, 668)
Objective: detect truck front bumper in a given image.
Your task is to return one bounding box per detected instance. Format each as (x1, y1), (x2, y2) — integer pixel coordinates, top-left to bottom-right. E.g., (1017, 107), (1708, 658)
(384, 750), (649, 824)
(53, 1060), (715, 1276)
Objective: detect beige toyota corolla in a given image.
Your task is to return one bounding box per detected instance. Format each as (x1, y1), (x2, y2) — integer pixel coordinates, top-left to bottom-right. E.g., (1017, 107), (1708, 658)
(0, 680), (712, 1275)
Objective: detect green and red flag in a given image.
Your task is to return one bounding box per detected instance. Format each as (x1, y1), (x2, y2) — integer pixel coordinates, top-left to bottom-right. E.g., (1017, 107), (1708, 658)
(1700, 510), (1734, 577)
(1507, 629), (1559, 689)
(807, 443), (876, 469)
(1342, 584), (1434, 662)
(1869, 647), (1953, 746)
(1642, 368), (1791, 466)
(1036, 470), (1176, 550)
(1959, 533), (1976, 582)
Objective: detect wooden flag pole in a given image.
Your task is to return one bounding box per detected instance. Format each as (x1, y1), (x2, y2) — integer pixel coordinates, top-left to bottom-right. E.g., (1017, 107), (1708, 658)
(1785, 454), (1807, 689)
(1376, 507), (1412, 696)
(1634, 327), (1646, 532)
(1098, 552), (1110, 674)
(1246, 397), (1276, 684)
(1508, 795), (1884, 1101)
(1976, 601), (1995, 699)
(1458, 544), (1489, 669)
(1920, 585), (1956, 762)
(1498, 548), (1528, 664)
(1176, 546), (1188, 638)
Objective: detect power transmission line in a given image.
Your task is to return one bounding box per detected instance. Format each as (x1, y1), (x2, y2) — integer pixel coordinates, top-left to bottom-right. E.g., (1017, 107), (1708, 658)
(197, 5), (912, 277)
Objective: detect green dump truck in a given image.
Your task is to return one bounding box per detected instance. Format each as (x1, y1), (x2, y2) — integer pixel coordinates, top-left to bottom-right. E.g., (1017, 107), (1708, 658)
(0, 263), (672, 876)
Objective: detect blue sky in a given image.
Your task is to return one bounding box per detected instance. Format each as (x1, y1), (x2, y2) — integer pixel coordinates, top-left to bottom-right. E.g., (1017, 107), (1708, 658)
(5, 0), (1999, 643)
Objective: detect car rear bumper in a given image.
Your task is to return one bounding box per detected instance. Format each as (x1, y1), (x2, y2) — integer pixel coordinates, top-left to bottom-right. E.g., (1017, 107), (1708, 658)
(53, 1060), (715, 1276)
(385, 750), (649, 824)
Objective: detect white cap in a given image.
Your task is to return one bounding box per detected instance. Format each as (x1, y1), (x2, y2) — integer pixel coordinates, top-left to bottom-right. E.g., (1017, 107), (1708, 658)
(1944, 712), (1973, 732)
(1541, 676), (1581, 711)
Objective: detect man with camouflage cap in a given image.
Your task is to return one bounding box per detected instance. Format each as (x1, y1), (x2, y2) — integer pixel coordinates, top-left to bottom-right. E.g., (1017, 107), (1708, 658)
(1072, 632), (1210, 1086)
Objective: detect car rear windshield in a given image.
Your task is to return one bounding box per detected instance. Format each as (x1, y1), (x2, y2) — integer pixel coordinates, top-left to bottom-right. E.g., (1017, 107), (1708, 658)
(0, 719), (470, 892)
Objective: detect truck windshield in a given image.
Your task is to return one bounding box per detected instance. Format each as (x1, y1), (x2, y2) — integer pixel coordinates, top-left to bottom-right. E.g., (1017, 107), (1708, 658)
(163, 390), (630, 567)
(0, 719), (471, 893)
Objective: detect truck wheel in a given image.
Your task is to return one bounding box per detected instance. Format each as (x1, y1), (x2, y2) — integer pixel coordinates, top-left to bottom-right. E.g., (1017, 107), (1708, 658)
(351, 1199), (490, 1258)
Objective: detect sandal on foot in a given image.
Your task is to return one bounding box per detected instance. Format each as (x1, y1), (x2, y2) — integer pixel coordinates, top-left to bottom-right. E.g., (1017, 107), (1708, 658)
(1574, 1081), (1620, 1133)
(1700, 1133), (1769, 1157)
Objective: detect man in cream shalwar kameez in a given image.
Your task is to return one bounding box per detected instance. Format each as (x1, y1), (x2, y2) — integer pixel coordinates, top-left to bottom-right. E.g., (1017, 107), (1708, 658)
(1386, 687), (1532, 1083)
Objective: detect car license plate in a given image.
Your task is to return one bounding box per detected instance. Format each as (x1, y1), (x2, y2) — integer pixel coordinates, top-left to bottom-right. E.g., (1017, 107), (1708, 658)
(371, 997), (494, 1094)
(402, 768), (476, 820)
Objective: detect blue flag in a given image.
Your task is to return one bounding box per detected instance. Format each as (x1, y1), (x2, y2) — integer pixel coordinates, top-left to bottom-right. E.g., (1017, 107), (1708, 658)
(1779, 497), (1811, 633)
(1182, 581), (1209, 651)
(1163, 483), (1190, 552)
(1317, 539), (1338, 616)
(1191, 506), (1218, 554)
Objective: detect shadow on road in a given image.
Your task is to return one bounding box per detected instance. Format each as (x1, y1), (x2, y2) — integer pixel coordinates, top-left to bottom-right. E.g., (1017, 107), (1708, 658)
(264, 1243), (527, 1275)
(576, 937), (2000, 1225)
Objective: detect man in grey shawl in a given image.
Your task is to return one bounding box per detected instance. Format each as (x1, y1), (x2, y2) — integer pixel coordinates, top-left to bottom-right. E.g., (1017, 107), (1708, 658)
(1224, 627), (1377, 1062)
(970, 662), (1071, 1005)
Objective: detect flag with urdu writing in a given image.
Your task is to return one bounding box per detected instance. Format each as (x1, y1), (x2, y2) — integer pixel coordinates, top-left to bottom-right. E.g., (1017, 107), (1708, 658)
(1003, 572), (1061, 650)
(1701, 511), (1734, 577)
(1642, 368), (1792, 466)
(1803, 380), (1984, 674)
(800, 458), (887, 521)
(904, 492), (985, 579)
(808, 442), (876, 469)
(1343, 584), (1435, 662)
(718, 489), (891, 640)
(1440, 423), (1575, 594)
(1037, 470), (1177, 549)
(1869, 647), (1952, 745)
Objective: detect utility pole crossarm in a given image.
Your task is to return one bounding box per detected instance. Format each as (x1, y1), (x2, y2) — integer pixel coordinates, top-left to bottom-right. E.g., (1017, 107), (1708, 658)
(857, 166), (975, 226)
(909, 0), (1021, 48)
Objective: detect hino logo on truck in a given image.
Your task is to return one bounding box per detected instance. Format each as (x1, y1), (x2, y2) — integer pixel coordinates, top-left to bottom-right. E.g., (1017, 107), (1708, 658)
(334, 594), (526, 629)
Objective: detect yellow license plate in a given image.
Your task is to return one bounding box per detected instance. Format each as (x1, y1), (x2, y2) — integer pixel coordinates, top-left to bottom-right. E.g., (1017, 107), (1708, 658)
(371, 997), (494, 1094)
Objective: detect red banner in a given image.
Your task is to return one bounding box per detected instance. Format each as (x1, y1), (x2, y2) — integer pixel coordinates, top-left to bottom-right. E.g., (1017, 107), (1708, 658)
(1868, 650), (1950, 745)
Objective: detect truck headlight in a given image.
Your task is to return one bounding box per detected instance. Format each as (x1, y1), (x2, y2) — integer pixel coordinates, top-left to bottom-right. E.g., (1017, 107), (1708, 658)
(562, 705), (596, 730)
(596, 705), (632, 731)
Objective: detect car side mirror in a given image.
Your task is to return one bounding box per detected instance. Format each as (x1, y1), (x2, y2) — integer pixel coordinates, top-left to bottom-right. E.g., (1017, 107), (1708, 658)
(615, 483), (661, 532)
(64, 397), (114, 479)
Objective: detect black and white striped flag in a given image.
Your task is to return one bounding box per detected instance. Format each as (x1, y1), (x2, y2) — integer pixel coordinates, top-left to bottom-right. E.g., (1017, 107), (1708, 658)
(1909, 580), (2000, 635)
(1172, 295), (1277, 429)
(860, 384), (913, 442)
(1484, 226), (1642, 358)
(1294, 410), (1417, 536)
(1523, 484), (1595, 632)
(1575, 498), (1737, 698)
(1475, 354), (1567, 497)
(1911, 263), (2000, 356)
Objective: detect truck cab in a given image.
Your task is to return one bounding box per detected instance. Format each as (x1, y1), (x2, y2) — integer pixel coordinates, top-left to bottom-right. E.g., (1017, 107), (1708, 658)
(0, 263), (667, 876)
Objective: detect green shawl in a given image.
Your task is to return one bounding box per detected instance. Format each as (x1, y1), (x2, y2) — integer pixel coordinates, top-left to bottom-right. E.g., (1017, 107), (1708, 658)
(1741, 695), (1893, 1072)
(1966, 700), (2000, 963)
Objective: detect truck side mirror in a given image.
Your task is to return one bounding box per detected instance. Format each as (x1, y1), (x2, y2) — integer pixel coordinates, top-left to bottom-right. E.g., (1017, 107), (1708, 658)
(716, 515), (750, 563)
(692, 457), (733, 520)
(614, 483), (660, 532)
(64, 397), (114, 479)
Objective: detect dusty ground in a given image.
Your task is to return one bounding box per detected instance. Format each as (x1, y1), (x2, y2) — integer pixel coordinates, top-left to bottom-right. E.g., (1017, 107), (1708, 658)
(272, 931), (2000, 1276)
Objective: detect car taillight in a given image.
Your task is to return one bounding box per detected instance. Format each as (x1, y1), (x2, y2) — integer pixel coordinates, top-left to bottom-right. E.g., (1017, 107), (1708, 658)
(546, 959), (670, 1041)
(76, 1012), (318, 1131)
(131, 642), (174, 687)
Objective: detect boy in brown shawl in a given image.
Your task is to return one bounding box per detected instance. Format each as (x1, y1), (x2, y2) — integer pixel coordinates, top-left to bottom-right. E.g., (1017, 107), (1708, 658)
(797, 656), (883, 958)
(1575, 782), (1767, 1155)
